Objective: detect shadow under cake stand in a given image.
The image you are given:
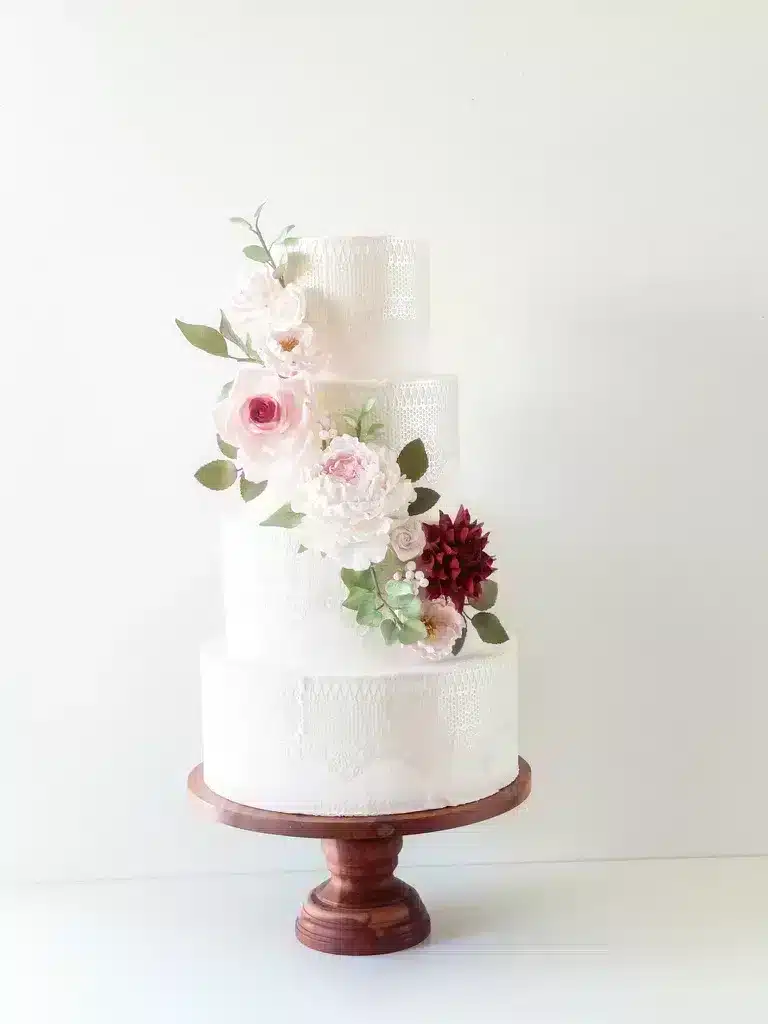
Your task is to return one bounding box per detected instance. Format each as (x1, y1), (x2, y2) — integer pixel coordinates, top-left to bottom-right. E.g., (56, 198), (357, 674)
(187, 757), (531, 955)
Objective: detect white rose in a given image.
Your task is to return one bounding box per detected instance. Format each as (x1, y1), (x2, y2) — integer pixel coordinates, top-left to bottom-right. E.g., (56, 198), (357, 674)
(389, 517), (427, 562)
(293, 435), (417, 570)
(226, 264), (306, 339)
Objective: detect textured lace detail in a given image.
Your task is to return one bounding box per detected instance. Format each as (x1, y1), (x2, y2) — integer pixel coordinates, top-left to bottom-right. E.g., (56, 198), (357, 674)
(316, 376), (458, 483)
(201, 643), (519, 815)
(288, 237), (430, 377)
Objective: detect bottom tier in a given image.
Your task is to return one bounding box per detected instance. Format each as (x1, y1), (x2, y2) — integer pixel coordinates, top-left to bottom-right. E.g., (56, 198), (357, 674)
(201, 640), (519, 816)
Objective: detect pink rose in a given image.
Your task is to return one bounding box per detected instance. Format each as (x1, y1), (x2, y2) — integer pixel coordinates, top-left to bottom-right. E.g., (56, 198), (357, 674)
(213, 368), (314, 481)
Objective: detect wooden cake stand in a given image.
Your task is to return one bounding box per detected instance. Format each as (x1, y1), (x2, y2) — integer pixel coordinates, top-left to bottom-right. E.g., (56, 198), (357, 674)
(187, 757), (531, 956)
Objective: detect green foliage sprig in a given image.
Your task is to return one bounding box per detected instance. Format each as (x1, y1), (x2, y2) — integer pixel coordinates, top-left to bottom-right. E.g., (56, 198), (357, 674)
(341, 396), (385, 444)
(230, 202), (295, 285)
(340, 552), (427, 646)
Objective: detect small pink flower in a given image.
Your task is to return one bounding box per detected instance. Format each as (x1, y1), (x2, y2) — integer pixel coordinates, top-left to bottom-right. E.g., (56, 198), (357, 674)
(416, 596), (465, 660)
(213, 368), (314, 482)
(323, 452), (364, 482)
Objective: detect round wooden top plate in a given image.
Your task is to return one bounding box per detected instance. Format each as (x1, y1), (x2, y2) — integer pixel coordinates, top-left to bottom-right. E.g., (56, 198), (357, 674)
(187, 757), (531, 840)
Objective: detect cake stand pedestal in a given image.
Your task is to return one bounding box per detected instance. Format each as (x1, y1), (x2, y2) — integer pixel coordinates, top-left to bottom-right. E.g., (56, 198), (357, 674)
(187, 757), (531, 956)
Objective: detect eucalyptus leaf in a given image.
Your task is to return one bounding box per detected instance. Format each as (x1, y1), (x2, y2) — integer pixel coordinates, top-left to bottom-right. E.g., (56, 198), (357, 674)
(217, 379), (234, 402)
(194, 460), (237, 491)
(398, 620), (428, 645)
(385, 580), (413, 600)
(394, 596), (422, 618)
(380, 619), (397, 645)
(408, 487), (440, 516)
(239, 477), (267, 502)
(216, 435), (238, 459)
(175, 320), (229, 358)
(341, 567), (375, 592)
(468, 579), (498, 612)
(243, 245), (270, 263)
(470, 611), (509, 645)
(260, 503), (304, 528)
(229, 216), (251, 228)
(452, 625), (468, 656)
(397, 438), (428, 482)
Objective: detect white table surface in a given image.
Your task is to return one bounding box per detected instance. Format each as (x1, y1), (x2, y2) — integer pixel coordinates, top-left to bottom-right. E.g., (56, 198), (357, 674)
(2, 856), (767, 1024)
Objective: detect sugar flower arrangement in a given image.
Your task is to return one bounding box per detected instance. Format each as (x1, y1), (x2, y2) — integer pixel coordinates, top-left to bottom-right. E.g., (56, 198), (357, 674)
(176, 204), (508, 659)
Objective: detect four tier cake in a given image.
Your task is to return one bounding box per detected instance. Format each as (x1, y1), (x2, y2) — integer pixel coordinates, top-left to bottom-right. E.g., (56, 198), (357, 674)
(177, 215), (519, 816)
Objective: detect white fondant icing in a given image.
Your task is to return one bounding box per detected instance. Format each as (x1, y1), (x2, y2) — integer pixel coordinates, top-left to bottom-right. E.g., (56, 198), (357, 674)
(201, 641), (519, 816)
(287, 237), (430, 378)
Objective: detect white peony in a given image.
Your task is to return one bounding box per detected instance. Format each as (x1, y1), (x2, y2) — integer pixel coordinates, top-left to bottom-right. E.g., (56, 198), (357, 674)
(389, 517), (427, 562)
(226, 263), (306, 340)
(293, 435), (417, 570)
(255, 322), (327, 379)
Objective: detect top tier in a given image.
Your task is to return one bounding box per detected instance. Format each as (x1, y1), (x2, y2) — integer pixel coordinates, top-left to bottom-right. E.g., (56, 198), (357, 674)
(287, 236), (430, 379)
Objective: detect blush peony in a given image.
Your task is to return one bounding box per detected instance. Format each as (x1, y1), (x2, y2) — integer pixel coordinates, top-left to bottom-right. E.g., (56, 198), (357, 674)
(416, 597), (465, 660)
(213, 367), (314, 482)
(293, 435), (417, 570)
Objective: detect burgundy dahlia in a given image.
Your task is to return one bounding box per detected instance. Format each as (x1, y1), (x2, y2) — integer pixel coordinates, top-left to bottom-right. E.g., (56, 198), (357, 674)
(418, 506), (496, 612)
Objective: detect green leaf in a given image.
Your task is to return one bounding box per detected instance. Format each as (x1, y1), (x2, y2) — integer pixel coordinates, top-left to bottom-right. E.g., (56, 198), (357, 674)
(397, 438), (428, 482)
(219, 310), (245, 351)
(452, 625), (468, 656)
(260, 503), (304, 528)
(282, 236), (300, 246)
(229, 216), (251, 228)
(470, 611), (509, 645)
(363, 396), (377, 414)
(385, 579), (413, 599)
(297, 544), (308, 554)
(357, 603), (383, 627)
(253, 201), (267, 224)
(239, 477), (267, 502)
(468, 580), (498, 612)
(175, 320), (228, 358)
(380, 619), (397, 645)
(342, 587), (373, 611)
(341, 567), (375, 592)
(272, 224), (296, 247)
(217, 379), (234, 402)
(374, 547), (406, 584)
(392, 596), (422, 618)
(342, 414), (359, 431)
(408, 487), (440, 516)
(243, 245), (270, 263)
(398, 620), (428, 645)
(194, 460), (237, 491)
(216, 434), (238, 459)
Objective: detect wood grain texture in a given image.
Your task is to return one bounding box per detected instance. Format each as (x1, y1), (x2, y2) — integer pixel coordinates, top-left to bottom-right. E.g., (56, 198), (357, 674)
(295, 836), (431, 955)
(187, 757), (531, 839)
(187, 757), (531, 955)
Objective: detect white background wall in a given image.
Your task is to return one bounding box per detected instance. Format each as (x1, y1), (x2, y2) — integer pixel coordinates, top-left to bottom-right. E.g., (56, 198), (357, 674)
(1, 0), (766, 882)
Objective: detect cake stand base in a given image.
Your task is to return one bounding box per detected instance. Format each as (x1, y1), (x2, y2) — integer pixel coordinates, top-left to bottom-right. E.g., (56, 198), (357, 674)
(187, 758), (531, 956)
(296, 836), (430, 955)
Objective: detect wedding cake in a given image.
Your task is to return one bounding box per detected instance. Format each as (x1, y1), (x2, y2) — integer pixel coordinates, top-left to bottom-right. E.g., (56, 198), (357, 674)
(177, 212), (519, 816)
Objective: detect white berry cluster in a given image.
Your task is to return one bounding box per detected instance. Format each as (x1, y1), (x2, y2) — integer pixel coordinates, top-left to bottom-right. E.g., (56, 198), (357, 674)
(318, 414), (339, 444)
(391, 561), (429, 594)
